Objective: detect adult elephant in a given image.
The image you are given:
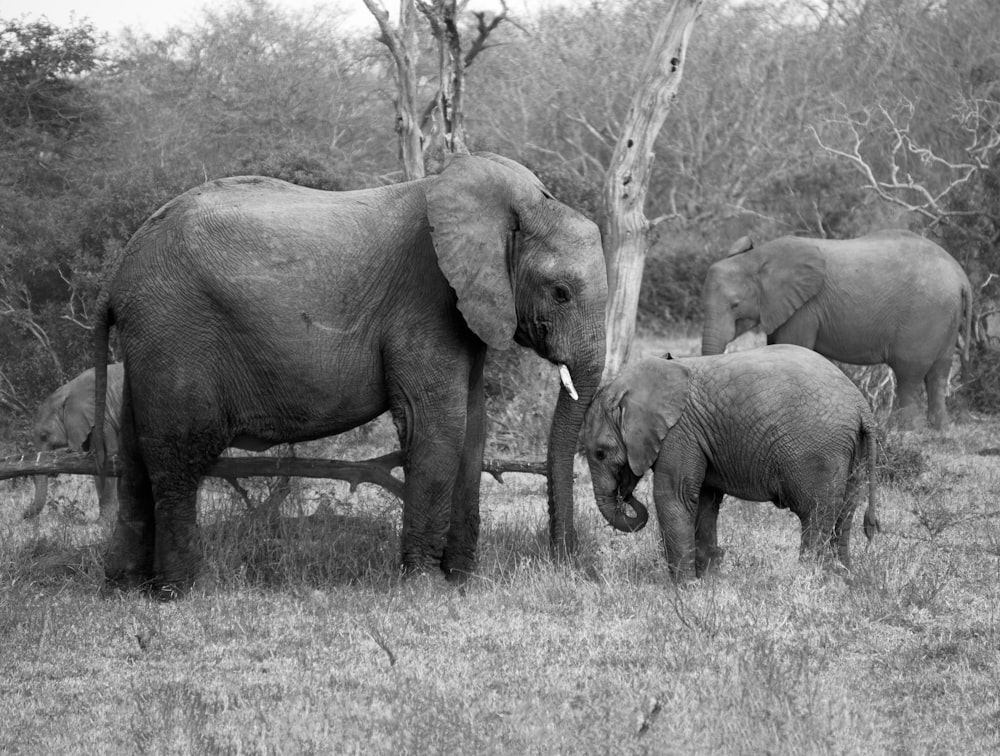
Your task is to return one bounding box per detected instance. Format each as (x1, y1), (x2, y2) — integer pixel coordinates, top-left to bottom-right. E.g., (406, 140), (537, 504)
(93, 152), (608, 596)
(700, 229), (972, 430)
(26, 364), (124, 526)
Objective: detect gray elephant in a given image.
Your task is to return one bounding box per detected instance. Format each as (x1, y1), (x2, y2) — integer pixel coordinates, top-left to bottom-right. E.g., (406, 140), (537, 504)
(26, 364), (124, 526)
(582, 345), (879, 580)
(92, 152), (608, 596)
(700, 229), (972, 430)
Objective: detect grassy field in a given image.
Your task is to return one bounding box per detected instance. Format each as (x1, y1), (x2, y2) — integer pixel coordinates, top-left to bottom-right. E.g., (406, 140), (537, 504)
(2, 334), (999, 754)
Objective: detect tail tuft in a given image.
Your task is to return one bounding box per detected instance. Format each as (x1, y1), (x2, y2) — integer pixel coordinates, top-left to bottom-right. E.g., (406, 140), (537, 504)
(863, 508), (881, 541)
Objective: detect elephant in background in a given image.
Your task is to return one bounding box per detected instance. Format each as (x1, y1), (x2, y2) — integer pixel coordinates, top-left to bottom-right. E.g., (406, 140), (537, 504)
(700, 229), (972, 430)
(27, 364), (124, 526)
(583, 345), (879, 580)
(93, 152), (608, 596)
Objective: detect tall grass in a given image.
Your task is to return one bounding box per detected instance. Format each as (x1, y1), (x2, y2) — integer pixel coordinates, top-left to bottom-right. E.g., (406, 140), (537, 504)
(2, 331), (999, 753)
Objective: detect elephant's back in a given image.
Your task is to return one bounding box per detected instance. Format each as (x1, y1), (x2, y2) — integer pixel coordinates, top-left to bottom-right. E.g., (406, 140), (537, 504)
(694, 345), (867, 414)
(819, 231), (967, 289)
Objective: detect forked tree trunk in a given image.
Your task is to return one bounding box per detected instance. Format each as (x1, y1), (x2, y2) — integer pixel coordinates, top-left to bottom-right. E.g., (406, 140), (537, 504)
(363, 0), (426, 179)
(602, 0), (702, 378)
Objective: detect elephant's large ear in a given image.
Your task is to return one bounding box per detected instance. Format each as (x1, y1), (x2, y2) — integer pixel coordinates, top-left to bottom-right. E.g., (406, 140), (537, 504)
(615, 359), (690, 477)
(727, 235), (754, 256)
(758, 240), (826, 333)
(426, 153), (548, 350)
(63, 373), (97, 451)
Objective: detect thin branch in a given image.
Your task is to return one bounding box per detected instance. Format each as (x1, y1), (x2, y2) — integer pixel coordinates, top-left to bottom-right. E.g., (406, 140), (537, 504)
(811, 97), (1000, 243)
(0, 450), (553, 500)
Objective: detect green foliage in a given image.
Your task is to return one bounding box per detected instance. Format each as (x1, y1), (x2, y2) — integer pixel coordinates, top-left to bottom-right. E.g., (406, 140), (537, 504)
(638, 235), (715, 326)
(3, 0), (1000, 446)
(527, 161), (602, 220)
(959, 342), (1000, 414)
(875, 430), (926, 485)
(232, 150), (349, 191)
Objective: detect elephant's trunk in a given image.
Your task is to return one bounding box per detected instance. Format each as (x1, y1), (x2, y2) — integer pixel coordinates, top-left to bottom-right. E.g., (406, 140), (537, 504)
(701, 308), (735, 356)
(547, 339), (605, 557)
(596, 492), (649, 532)
(26, 473), (48, 519)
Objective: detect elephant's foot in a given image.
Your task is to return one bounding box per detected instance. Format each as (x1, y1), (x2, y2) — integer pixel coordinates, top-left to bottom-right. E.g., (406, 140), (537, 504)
(695, 545), (726, 578)
(441, 560), (475, 584)
(104, 519), (154, 589)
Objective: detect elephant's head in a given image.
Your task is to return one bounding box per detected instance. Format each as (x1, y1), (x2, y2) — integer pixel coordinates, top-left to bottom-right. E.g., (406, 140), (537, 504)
(29, 372), (97, 518)
(426, 153), (608, 553)
(700, 236), (826, 355)
(583, 357), (692, 532)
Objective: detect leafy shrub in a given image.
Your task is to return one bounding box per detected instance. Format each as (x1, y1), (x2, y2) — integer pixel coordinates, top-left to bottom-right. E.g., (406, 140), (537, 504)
(525, 162), (602, 219)
(957, 342), (1000, 414)
(484, 348), (557, 457)
(875, 429), (926, 485)
(639, 237), (715, 326)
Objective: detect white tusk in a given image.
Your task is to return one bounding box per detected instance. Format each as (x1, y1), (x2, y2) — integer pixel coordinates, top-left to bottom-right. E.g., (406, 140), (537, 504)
(559, 364), (579, 401)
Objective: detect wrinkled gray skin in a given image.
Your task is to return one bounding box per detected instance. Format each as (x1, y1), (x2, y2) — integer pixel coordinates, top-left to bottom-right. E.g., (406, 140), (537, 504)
(583, 345), (880, 580)
(701, 229), (972, 430)
(92, 153), (608, 597)
(27, 364), (124, 527)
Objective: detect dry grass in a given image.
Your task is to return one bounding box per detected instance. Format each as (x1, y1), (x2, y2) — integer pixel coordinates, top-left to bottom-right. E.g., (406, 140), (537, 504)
(2, 332), (999, 754)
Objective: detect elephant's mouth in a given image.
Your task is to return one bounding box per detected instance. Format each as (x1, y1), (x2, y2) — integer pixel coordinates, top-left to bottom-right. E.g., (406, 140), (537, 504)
(611, 491), (650, 532)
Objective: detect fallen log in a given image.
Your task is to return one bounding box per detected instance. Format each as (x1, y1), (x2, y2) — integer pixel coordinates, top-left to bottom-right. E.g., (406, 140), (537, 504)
(0, 449), (550, 500)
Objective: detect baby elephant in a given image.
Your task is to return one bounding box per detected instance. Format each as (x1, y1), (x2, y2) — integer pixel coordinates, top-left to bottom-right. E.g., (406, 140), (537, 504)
(583, 344), (880, 579)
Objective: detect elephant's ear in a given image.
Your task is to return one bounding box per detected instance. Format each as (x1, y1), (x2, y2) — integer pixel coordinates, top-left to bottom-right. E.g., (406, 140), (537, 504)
(615, 359), (690, 477)
(758, 241), (826, 333)
(63, 379), (97, 451)
(426, 153), (548, 350)
(727, 235), (754, 257)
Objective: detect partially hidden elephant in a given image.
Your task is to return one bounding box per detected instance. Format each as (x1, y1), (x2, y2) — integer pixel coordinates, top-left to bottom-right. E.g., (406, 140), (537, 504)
(27, 364), (124, 526)
(92, 152), (608, 596)
(582, 345), (880, 580)
(700, 229), (972, 430)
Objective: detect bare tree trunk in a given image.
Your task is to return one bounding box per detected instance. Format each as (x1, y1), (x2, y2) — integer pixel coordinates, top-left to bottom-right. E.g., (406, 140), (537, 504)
(419, 0), (467, 171)
(364, 0), (426, 179)
(602, 0), (702, 377)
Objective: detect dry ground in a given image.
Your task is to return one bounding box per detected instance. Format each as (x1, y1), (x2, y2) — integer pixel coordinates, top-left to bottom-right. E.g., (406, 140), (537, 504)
(1, 333), (998, 754)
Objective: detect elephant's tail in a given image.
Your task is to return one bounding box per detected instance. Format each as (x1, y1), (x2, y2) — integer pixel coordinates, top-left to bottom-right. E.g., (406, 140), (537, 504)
(960, 281), (973, 377)
(861, 414), (880, 542)
(93, 289), (114, 495)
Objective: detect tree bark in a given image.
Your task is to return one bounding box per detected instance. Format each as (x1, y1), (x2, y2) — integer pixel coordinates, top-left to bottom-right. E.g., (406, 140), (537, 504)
(602, 0), (702, 377)
(0, 450), (551, 500)
(363, 0), (426, 179)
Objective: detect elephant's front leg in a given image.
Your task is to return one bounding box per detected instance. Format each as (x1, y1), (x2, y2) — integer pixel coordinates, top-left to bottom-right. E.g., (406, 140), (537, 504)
(652, 466), (702, 581)
(694, 487), (724, 577)
(442, 347), (487, 580)
(391, 386), (469, 576)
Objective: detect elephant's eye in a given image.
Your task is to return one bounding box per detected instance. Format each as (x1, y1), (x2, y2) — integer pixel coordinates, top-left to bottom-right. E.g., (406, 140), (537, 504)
(594, 449), (607, 461)
(552, 284), (572, 304)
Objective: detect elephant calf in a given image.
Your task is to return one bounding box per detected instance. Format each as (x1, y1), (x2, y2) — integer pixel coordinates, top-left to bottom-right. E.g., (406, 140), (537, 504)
(28, 364), (124, 525)
(583, 345), (880, 579)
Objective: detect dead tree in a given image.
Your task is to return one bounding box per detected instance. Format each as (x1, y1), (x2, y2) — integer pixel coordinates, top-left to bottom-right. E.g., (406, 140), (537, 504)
(363, 0), (511, 177)
(602, 0), (703, 377)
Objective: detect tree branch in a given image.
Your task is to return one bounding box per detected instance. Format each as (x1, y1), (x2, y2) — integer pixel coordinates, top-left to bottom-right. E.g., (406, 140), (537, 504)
(811, 97), (1000, 242)
(0, 450), (552, 500)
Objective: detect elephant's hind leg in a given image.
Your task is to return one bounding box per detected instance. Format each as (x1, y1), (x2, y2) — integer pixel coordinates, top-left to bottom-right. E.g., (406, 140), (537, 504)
(695, 487), (724, 577)
(924, 356), (953, 431)
(791, 460), (851, 567)
(146, 450), (207, 598)
(104, 385), (155, 590)
(892, 371), (924, 430)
